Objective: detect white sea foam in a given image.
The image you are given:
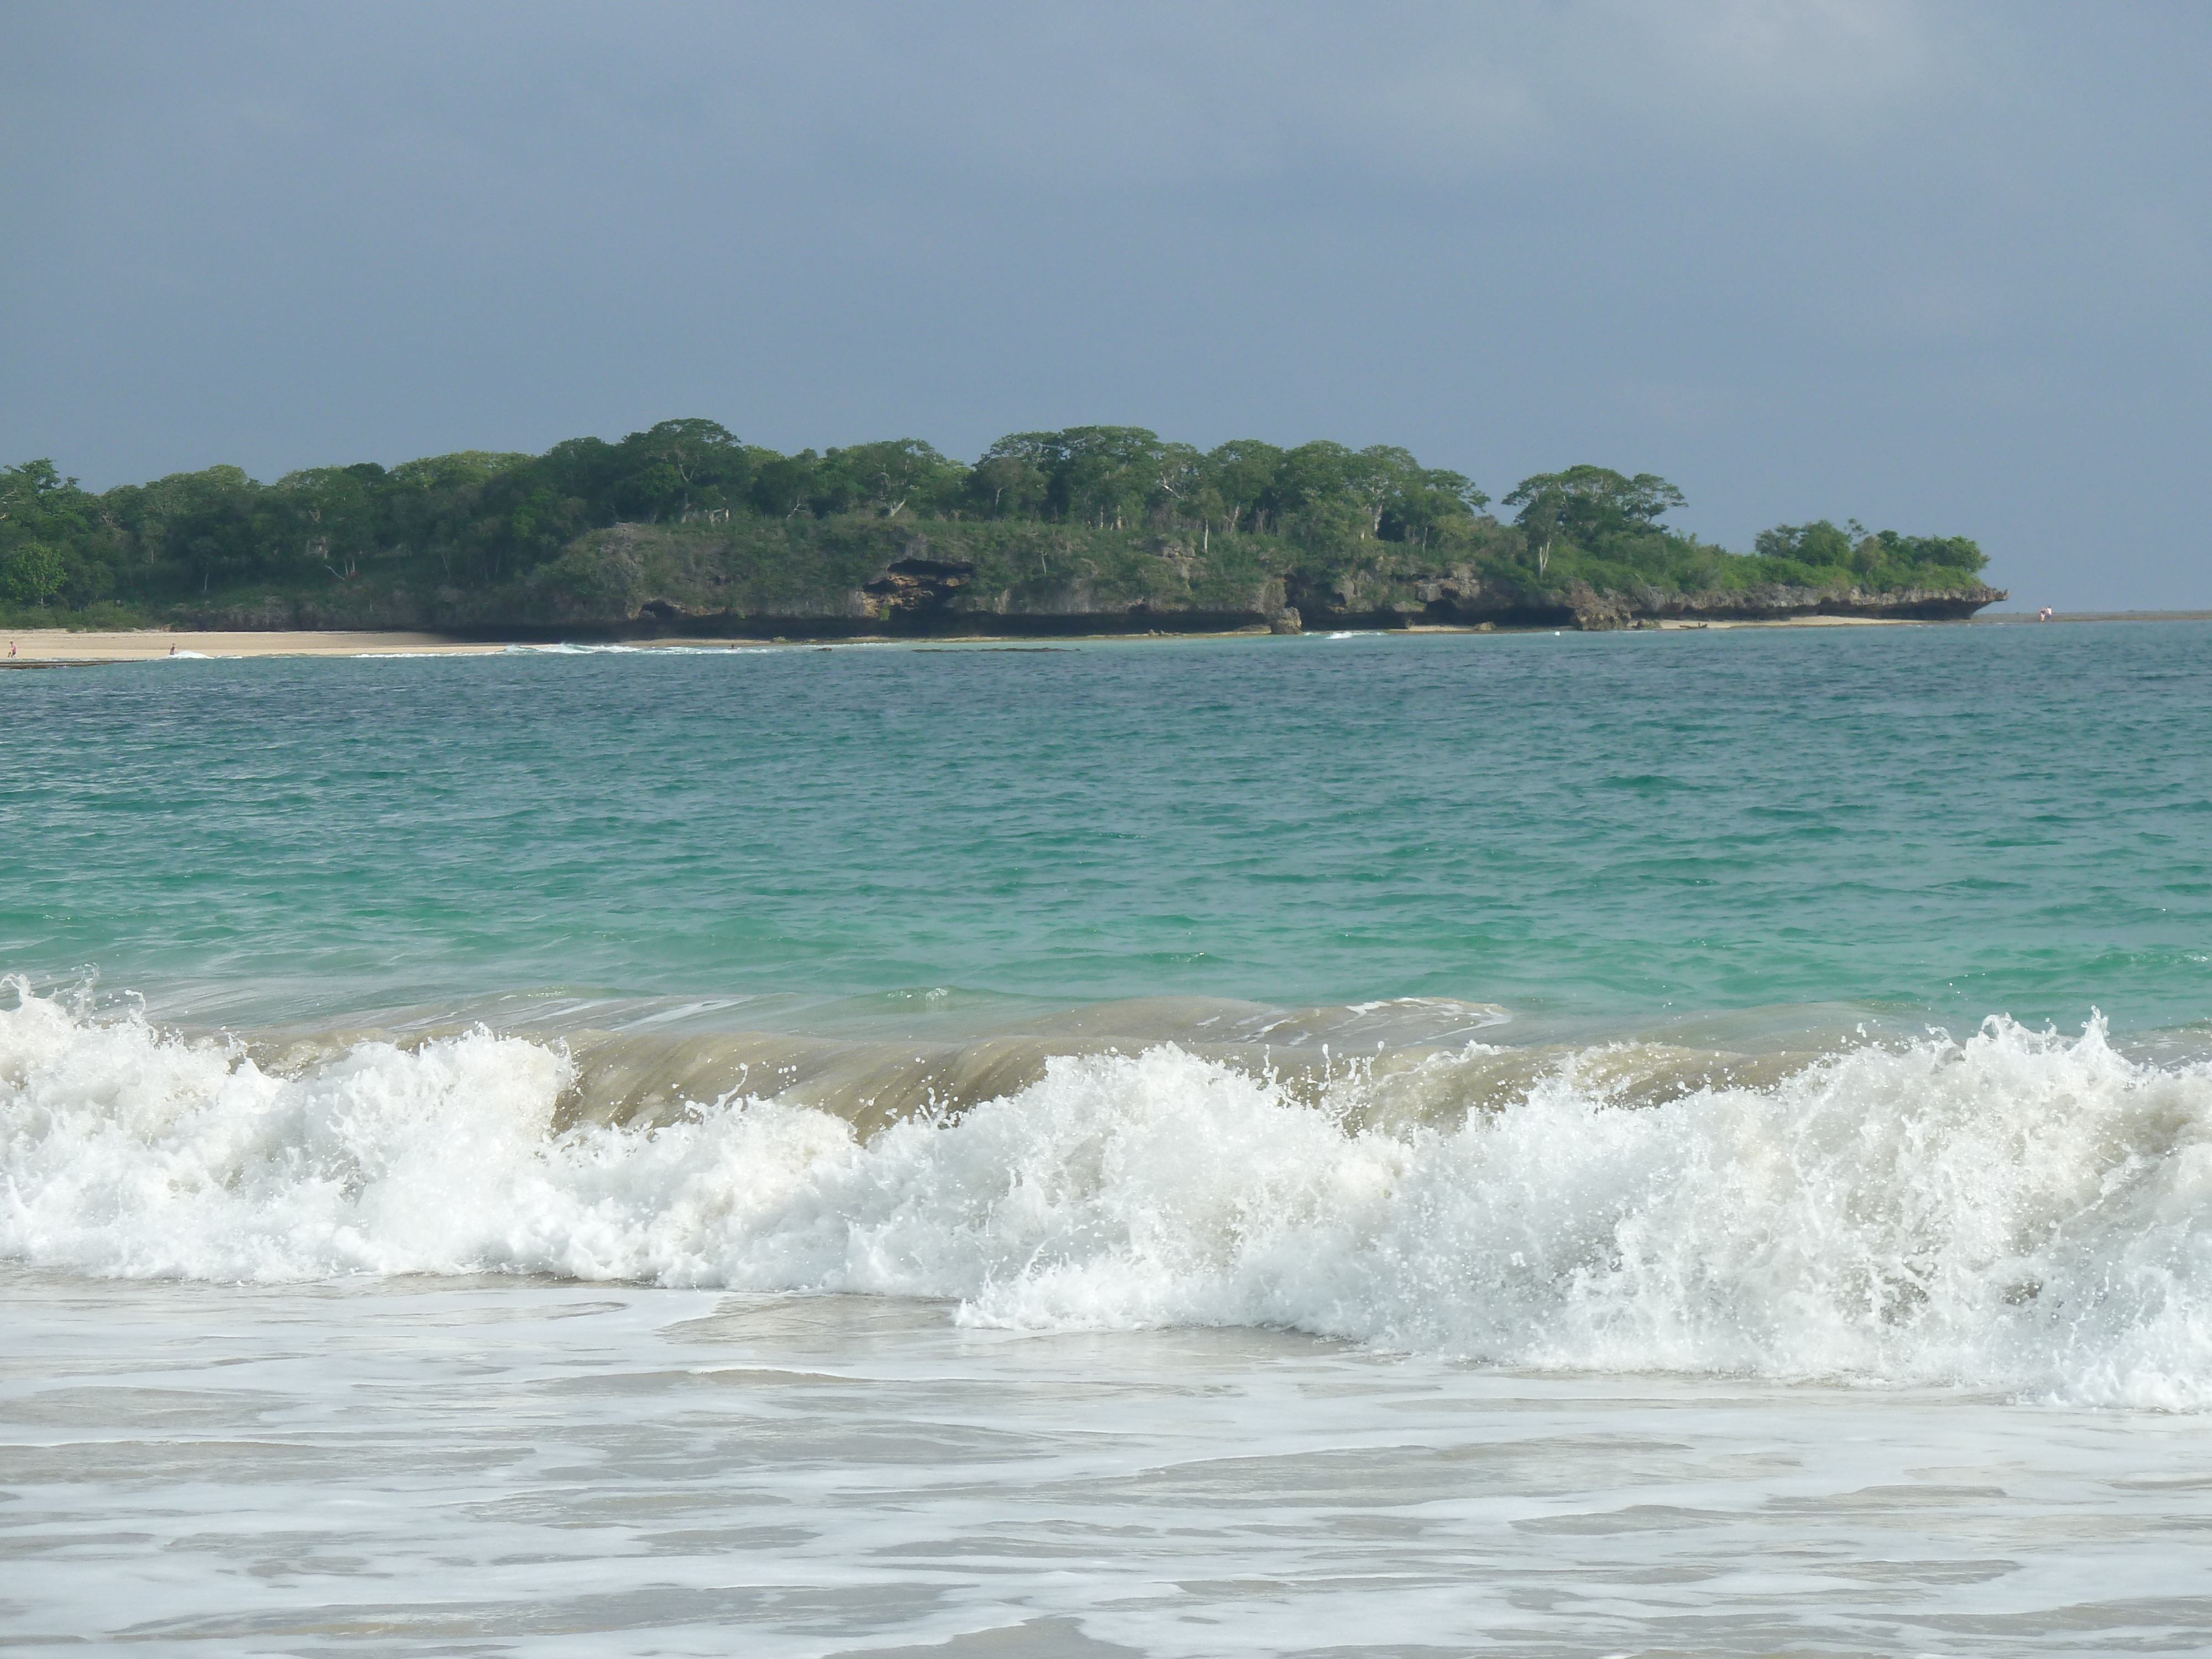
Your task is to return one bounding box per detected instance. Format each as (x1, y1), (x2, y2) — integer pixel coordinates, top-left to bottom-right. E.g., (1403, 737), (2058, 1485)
(4, 987), (2209, 1406)
(503, 641), (640, 654)
(499, 641), (757, 655)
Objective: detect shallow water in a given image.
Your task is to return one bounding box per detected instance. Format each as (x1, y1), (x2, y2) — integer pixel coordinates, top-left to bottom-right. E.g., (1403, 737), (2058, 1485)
(9, 1273), (2210, 1658)
(6, 625), (2212, 1652)
(7, 992), (2211, 1412)
(6, 624), (2211, 1030)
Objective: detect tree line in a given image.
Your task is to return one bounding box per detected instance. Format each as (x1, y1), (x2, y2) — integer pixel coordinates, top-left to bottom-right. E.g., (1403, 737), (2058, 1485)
(0, 419), (1987, 616)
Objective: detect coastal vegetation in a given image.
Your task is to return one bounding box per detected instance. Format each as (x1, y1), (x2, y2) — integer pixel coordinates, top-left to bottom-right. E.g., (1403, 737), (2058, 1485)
(0, 422), (1997, 632)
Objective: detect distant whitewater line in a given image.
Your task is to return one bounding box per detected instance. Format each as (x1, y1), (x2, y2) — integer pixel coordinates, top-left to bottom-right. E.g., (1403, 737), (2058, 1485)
(3, 988), (2205, 1410)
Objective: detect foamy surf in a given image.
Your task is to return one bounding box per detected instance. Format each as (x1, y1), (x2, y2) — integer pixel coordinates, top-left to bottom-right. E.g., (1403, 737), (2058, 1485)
(4, 986), (2208, 1408)
(498, 641), (760, 655)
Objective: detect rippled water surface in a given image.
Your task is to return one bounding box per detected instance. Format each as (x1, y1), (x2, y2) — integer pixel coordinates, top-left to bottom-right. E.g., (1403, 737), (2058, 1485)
(6, 623), (2212, 1655)
(9, 1274), (2210, 1659)
(4, 623), (2209, 1028)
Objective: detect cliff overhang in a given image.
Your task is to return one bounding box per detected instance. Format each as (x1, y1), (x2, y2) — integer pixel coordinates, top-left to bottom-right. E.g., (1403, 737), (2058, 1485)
(163, 521), (2007, 639)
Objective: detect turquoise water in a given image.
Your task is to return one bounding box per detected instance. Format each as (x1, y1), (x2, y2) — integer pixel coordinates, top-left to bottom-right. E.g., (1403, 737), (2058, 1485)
(11, 624), (2212, 1658)
(6, 624), (2209, 1032)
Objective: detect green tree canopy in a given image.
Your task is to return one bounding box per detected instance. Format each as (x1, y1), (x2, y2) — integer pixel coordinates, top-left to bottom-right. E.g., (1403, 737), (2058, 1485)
(610, 419), (749, 522)
(812, 439), (963, 518)
(0, 540), (65, 606)
(1201, 440), (1284, 533)
(1752, 521), (1987, 585)
(388, 451), (533, 492)
(0, 419), (2000, 622)
(1504, 466), (1686, 575)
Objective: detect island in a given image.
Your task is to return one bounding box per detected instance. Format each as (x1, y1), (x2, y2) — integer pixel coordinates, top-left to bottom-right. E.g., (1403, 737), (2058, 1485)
(0, 422), (2004, 638)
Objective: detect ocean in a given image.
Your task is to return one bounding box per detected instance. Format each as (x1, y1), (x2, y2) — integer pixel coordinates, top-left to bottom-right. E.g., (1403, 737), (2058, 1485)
(4, 622), (2210, 1655)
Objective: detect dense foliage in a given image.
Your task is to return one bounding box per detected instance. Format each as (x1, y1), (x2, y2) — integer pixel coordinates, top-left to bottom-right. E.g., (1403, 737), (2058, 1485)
(0, 420), (1988, 625)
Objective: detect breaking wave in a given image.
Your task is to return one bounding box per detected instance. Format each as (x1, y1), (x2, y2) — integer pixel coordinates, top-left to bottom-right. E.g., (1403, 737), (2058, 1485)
(4, 987), (2209, 1407)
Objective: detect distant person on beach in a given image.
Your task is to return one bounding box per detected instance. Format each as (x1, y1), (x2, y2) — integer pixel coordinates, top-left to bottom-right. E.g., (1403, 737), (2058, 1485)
(2039, 606), (2054, 621)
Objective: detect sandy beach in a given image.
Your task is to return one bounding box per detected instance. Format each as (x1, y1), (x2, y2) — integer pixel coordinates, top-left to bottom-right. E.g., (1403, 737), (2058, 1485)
(0, 629), (523, 664)
(0, 615), (1943, 666)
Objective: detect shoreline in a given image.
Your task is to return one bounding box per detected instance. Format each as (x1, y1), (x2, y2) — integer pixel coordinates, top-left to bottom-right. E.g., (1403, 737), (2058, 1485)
(0, 614), (1929, 662)
(1974, 608), (2212, 623)
(0, 629), (515, 663)
(1, 608), (2197, 663)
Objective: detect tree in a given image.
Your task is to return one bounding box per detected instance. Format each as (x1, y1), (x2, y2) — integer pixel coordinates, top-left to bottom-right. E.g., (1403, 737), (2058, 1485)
(1504, 466), (1685, 576)
(1754, 520), (1855, 573)
(1268, 441), (1353, 521)
(376, 452), (534, 579)
(275, 463), (387, 579)
(1756, 523), (1985, 584)
(966, 445), (1049, 518)
(1202, 440), (1283, 534)
(0, 422), (1993, 620)
(1048, 427), (1165, 528)
(1339, 446), (1425, 538)
(1, 462), (97, 585)
(813, 439), (963, 518)
(611, 419), (749, 522)
(1385, 467), (1489, 550)
(387, 451), (533, 492)
(0, 460), (84, 531)
(1152, 442), (1205, 524)
(748, 449), (818, 518)
(129, 466), (267, 592)
(1875, 531), (1985, 575)
(0, 540), (64, 606)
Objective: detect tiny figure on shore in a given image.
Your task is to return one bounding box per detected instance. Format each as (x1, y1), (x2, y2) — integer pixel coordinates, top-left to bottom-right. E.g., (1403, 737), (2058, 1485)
(169, 643), (178, 656)
(7, 641), (14, 658)
(2038, 606), (2054, 622)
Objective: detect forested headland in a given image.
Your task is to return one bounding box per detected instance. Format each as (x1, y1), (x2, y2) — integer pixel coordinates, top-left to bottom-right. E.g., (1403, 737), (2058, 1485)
(0, 420), (2002, 634)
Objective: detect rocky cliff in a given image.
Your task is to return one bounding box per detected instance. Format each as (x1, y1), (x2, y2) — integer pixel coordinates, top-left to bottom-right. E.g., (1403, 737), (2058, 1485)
(173, 519), (2006, 638)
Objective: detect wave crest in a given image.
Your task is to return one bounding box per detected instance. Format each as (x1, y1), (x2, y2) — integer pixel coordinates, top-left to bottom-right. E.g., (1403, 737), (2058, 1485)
(5, 988), (2210, 1406)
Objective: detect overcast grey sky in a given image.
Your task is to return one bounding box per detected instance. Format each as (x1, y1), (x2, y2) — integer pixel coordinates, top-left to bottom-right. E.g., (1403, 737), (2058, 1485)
(5, 1), (2208, 607)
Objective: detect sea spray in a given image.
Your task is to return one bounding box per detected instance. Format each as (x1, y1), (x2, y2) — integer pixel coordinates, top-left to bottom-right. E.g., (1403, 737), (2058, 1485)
(4, 988), (2210, 1406)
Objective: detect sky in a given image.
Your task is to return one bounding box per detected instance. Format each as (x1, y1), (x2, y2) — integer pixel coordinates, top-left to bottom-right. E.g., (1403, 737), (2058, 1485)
(4, 1), (2208, 608)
